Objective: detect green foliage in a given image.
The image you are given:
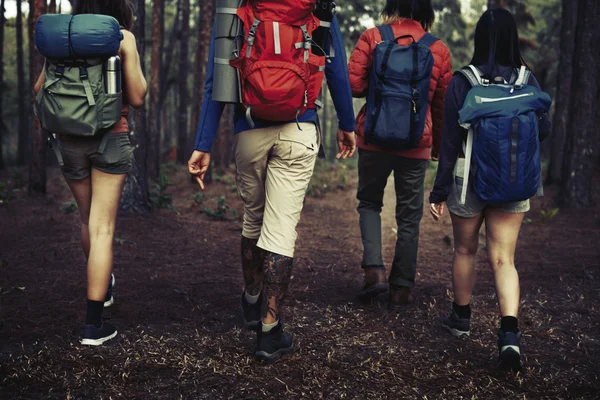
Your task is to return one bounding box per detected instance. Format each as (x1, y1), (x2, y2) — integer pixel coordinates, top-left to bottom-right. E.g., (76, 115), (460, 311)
(424, 161), (439, 189)
(60, 201), (78, 214)
(151, 171), (176, 211)
(0, 180), (19, 205)
(307, 159), (355, 198)
(191, 191), (206, 206)
(204, 196), (237, 220)
(539, 207), (559, 222)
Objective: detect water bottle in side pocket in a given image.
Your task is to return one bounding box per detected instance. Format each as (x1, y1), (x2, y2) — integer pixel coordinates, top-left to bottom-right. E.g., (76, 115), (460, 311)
(104, 56), (122, 94)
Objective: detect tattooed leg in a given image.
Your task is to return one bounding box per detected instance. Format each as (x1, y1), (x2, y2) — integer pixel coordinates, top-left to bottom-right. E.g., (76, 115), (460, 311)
(262, 252), (294, 324)
(241, 236), (265, 296)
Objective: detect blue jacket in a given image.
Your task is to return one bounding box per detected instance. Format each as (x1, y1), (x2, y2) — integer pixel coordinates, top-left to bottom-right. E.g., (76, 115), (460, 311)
(194, 16), (356, 152)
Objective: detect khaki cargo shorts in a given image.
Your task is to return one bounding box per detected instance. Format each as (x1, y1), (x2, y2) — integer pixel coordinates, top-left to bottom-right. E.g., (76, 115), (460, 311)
(446, 158), (530, 218)
(57, 132), (133, 180)
(234, 122), (319, 258)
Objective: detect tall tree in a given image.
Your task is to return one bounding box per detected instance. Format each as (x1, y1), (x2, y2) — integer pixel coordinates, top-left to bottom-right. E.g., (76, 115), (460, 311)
(560, 0), (599, 208)
(487, 0), (505, 9)
(176, 0), (190, 164)
(120, 0), (152, 215)
(0, 0), (5, 168)
(547, 0), (578, 184)
(48, 0), (56, 13)
(149, 0), (163, 178)
(17, 0), (27, 166)
(28, 0), (47, 194)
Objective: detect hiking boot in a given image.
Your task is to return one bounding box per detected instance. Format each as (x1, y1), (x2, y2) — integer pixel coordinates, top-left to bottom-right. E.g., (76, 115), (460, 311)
(497, 329), (522, 371)
(255, 322), (294, 362)
(441, 310), (471, 337)
(240, 291), (262, 331)
(357, 266), (388, 302)
(388, 286), (412, 311)
(81, 322), (118, 346)
(104, 274), (115, 308)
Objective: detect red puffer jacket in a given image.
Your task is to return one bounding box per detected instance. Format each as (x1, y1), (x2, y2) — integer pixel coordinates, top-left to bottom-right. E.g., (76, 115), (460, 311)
(349, 19), (453, 159)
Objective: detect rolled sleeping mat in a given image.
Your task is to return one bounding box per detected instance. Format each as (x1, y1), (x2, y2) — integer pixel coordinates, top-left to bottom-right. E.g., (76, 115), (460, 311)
(35, 14), (123, 60)
(213, 0), (243, 103)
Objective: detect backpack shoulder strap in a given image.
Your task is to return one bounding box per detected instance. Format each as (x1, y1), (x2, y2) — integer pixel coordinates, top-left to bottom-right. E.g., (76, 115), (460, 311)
(376, 24), (395, 42)
(418, 33), (439, 48)
(455, 65), (483, 87)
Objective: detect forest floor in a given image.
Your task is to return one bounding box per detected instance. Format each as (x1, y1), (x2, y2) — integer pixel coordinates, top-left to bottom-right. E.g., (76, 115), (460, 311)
(1, 161), (599, 399)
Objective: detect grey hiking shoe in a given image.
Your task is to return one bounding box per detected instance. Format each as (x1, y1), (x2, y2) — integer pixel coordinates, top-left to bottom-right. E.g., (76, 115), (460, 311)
(441, 310), (471, 337)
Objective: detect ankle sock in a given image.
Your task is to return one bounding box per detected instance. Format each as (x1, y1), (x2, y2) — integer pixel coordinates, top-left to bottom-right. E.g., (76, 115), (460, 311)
(452, 302), (472, 319)
(500, 316), (519, 333)
(85, 300), (104, 328)
(262, 320), (279, 332)
(245, 290), (261, 305)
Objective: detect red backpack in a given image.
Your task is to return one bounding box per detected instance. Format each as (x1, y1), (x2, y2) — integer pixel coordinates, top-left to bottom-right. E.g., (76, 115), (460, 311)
(230, 0), (326, 126)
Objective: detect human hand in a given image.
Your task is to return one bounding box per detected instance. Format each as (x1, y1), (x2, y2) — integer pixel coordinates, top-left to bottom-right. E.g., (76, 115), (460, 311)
(188, 150), (211, 190)
(430, 202), (445, 221)
(336, 129), (356, 159)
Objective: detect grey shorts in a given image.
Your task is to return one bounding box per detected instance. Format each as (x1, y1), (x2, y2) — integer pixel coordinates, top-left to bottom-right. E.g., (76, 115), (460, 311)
(446, 158), (530, 218)
(58, 132), (133, 180)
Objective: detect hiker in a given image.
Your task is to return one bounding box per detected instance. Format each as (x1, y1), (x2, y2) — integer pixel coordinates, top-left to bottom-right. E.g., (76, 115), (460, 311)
(348, 0), (452, 309)
(429, 8), (552, 371)
(188, 0), (356, 362)
(33, 0), (147, 345)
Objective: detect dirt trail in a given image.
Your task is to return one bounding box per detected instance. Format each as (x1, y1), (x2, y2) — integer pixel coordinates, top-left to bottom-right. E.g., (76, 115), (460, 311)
(1, 166), (599, 399)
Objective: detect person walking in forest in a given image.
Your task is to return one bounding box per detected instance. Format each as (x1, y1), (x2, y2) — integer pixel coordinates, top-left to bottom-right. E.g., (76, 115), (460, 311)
(34, 0), (147, 345)
(348, 0), (452, 309)
(188, 0), (356, 362)
(429, 8), (552, 371)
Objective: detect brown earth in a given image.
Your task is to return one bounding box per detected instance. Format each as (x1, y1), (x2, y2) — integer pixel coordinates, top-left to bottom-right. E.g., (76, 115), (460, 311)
(1, 163), (599, 399)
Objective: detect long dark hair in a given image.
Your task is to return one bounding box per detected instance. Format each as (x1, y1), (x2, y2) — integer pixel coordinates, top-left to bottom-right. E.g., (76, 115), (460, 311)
(470, 8), (528, 76)
(72, 0), (135, 31)
(381, 0), (435, 32)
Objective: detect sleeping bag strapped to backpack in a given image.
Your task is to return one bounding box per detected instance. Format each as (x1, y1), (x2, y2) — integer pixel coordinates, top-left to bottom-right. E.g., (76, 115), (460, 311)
(457, 65), (552, 204)
(229, 0), (328, 126)
(34, 14), (124, 137)
(364, 25), (439, 150)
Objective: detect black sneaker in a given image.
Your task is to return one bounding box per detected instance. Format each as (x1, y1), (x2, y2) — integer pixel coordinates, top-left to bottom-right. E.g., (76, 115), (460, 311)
(104, 274), (115, 308)
(255, 323), (294, 362)
(497, 329), (522, 371)
(441, 310), (471, 337)
(240, 291), (262, 331)
(81, 322), (118, 346)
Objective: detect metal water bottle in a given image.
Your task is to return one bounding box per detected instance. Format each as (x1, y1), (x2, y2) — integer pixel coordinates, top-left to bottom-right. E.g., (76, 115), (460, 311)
(104, 56), (122, 94)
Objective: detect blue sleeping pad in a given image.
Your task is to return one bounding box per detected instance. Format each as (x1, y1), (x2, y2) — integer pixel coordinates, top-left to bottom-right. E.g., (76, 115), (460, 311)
(35, 14), (123, 59)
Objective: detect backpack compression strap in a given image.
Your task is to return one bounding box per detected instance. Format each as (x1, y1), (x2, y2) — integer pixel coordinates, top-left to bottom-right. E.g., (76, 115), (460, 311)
(376, 24), (395, 42)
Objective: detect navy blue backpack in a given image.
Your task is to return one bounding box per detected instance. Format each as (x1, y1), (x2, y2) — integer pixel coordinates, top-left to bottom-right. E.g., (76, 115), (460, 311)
(457, 66), (552, 204)
(364, 25), (438, 150)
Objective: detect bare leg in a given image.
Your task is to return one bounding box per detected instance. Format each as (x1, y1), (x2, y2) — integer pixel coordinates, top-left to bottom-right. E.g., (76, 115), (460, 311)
(241, 236), (265, 296)
(262, 252), (293, 325)
(483, 208), (524, 317)
(450, 212), (484, 305)
(65, 177), (92, 258)
(86, 169), (126, 301)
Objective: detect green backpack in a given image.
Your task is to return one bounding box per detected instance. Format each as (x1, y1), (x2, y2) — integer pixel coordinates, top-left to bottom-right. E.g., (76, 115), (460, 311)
(34, 59), (122, 137)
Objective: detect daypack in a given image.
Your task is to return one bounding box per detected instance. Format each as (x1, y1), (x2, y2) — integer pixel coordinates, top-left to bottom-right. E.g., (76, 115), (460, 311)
(34, 14), (124, 137)
(456, 65), (552, 204)
(230, 0), (328, 126)
(364, 25), (438, 150)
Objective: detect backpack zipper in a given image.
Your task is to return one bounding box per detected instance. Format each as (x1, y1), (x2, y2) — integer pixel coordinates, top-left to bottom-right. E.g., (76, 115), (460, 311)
(477, 92), (534, 103)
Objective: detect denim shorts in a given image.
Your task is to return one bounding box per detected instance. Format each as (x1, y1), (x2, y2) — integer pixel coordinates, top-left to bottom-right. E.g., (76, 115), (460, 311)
(446, 158), (530, 218)
(58, 132), (133, 180)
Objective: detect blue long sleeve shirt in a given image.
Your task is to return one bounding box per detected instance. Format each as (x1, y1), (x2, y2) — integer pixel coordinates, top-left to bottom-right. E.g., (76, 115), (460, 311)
(194, 16), (356, 152)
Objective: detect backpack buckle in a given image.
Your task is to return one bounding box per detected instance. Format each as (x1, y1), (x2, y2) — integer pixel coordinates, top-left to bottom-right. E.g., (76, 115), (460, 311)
(79, 67), (89, 80)
(55, 63), (65, 77)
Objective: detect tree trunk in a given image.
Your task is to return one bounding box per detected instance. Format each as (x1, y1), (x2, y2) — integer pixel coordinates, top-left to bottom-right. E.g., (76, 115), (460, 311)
(176, 0), (190, 164)
(212, 105), (232, 170)
(547, 0), (578, 185)
(0, 0), (5, 168)
(17, 0), (28, 166)
(149, 0), (163, 178)
(560, 0), (600, 208)
(120, 0), (152, 216)
(48, 0), (56, 13)
(189, 0), (214, 148)
(28, 0), (47, 195)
